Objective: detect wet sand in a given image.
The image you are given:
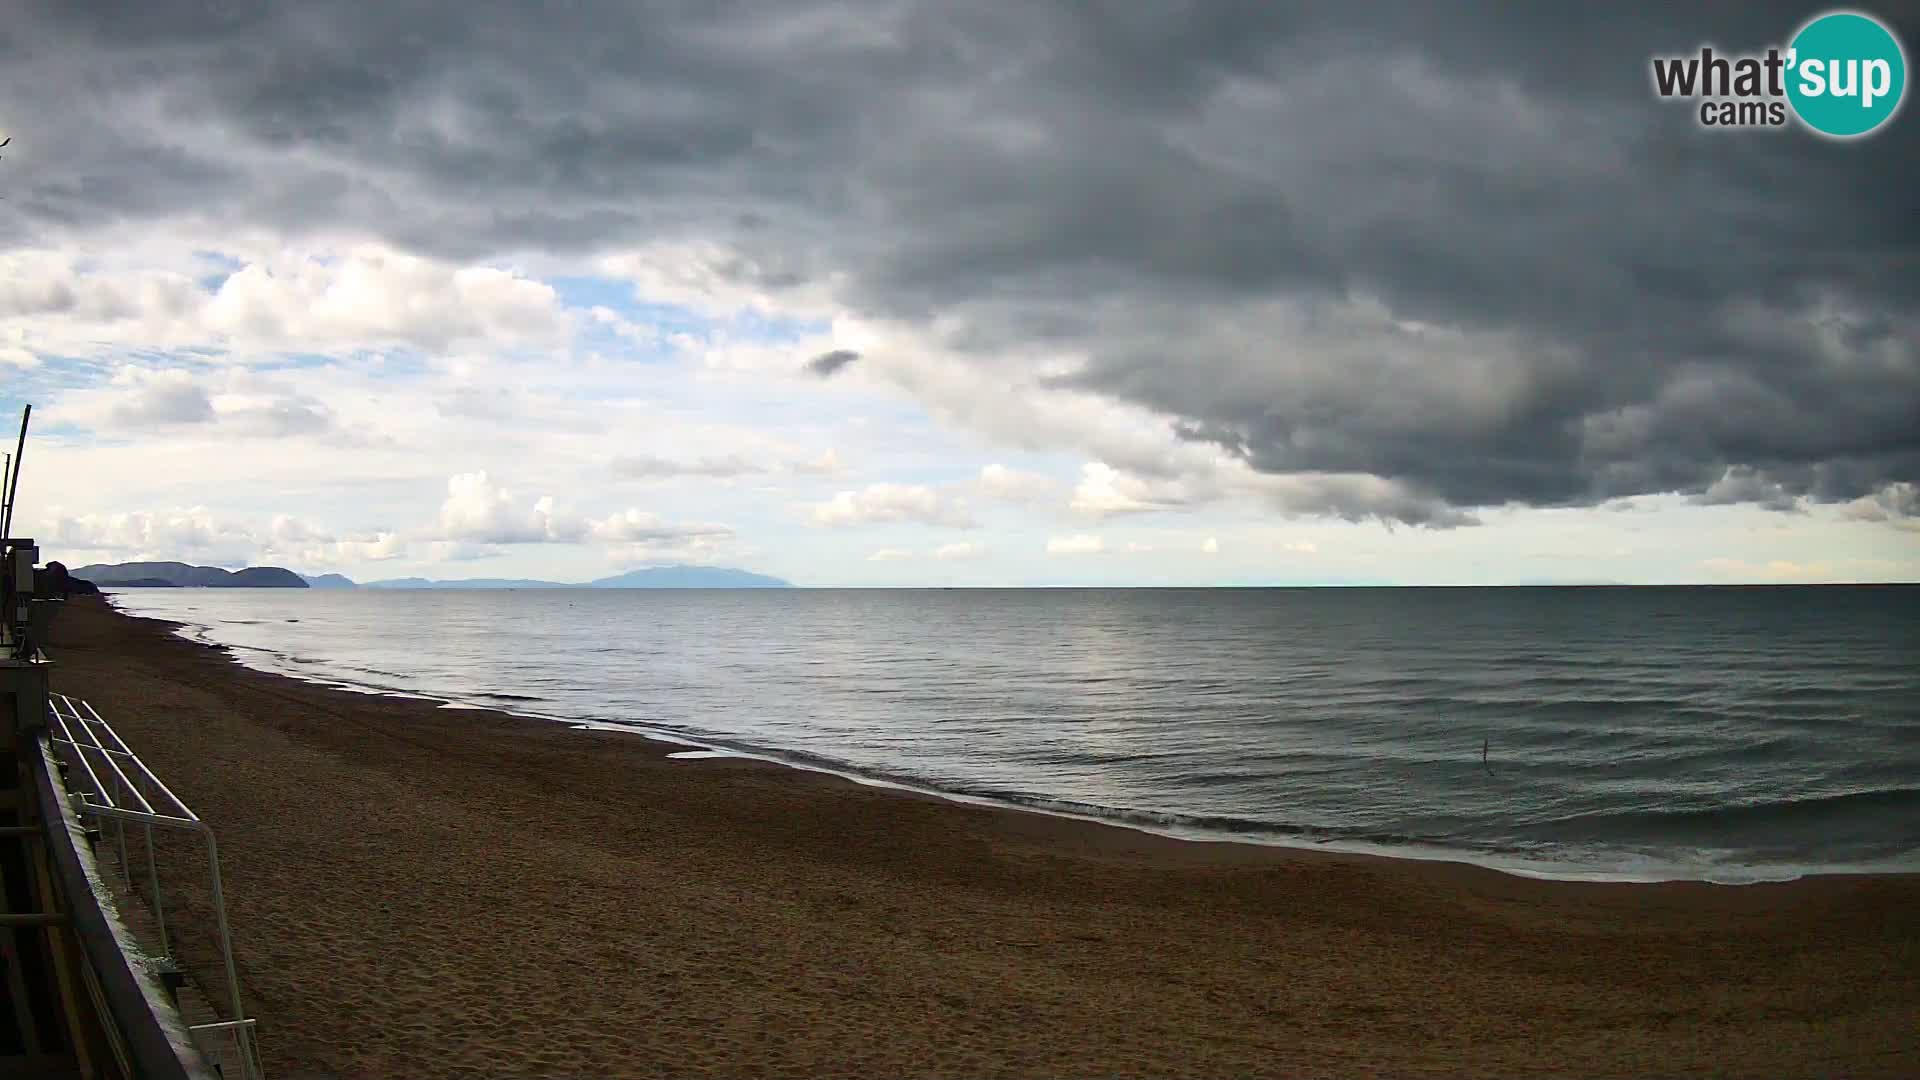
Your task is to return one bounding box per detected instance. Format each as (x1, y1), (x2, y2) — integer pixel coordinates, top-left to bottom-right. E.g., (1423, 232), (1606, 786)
(45, 597), (1920, 1078)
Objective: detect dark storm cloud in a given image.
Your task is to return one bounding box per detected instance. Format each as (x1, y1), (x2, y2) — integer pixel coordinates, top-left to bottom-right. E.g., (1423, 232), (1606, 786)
(804, 349), (860, 378)
(4, 0), (1917, 521)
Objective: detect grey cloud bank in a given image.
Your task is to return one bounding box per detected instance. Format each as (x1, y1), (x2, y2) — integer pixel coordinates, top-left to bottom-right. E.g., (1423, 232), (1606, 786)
(4, 0), (1915, 524)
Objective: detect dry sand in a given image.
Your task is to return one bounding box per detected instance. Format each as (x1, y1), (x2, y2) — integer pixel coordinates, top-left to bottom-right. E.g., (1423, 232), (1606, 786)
(44, 597), (1920, 1078)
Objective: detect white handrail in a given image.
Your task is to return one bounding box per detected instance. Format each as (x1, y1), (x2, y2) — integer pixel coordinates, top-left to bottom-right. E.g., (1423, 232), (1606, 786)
(47, 695), (264, 1080)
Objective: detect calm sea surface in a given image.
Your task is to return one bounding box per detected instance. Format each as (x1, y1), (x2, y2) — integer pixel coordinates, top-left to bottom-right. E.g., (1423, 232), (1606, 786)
(105, 586), (1920, 882)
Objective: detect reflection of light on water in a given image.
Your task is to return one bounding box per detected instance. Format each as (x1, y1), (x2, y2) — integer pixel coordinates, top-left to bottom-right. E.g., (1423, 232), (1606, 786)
(102, 586), (1920, 884)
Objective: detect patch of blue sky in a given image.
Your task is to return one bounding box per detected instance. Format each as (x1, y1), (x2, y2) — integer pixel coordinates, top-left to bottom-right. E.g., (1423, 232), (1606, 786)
(23, 420), (93, 444)
(190, 250), (246, 292)
(547, 275), (634, 311)
(572, 316), (679, 366)
(718, 306), (829, 343)
(0, 394), (31, 435)
(0, 371), (101, 448)
(115, 345), (223, 368)
(251, 351), (355, 373)
(352, 350), (435, 379)
(553, 274), (829, 349)
(2, 357), (110, 413)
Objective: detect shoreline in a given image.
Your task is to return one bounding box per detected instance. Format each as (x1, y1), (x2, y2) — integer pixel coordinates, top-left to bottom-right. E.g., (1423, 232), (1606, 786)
(45, 596), (1920, 1078)
(118, 594), (1913, 888)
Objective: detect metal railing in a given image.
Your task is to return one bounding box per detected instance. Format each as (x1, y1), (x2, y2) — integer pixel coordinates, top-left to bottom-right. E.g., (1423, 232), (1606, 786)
(46, 692), (264, 1079)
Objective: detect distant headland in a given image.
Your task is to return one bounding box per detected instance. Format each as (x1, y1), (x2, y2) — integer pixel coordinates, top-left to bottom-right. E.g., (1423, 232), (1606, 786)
(70, 561), (793, 590)
(75, 561), (309, 588)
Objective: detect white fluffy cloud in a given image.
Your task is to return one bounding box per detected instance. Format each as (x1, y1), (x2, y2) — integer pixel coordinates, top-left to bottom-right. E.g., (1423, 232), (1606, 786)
(590, 508), (734, 545)
(204, 249), (564, 354)
(323, 534), (410, 563)
(435, 474), (736, 554)
(1046, 534), (1105, 555)
(0, 246), (566, 364)
(424, 541), (498, 563)
(38, 506), (402, 570)
(1069, 463), (1208, 517)
(610, 448), (844, 482)
(437, 472), (588, 544)
(975, 464), (1055, 503)
(35, 471), (738, 573)
(285, 533), (411, 568)
(43, 507), (256, 562)
(106, 369), (217, 427)
(810, 483), (976, 528)
(255, 514), (408, 567)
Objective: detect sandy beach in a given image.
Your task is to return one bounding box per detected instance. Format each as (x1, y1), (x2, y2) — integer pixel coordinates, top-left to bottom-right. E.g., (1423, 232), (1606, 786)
(42, 597), (1920, 1079)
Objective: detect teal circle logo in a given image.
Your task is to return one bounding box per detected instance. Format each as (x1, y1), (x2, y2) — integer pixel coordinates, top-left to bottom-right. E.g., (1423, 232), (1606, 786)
(1786, 11), (1907, 137)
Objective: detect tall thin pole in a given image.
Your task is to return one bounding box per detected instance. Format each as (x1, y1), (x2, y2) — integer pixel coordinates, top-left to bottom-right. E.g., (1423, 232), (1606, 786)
(3, 404), (29, 536)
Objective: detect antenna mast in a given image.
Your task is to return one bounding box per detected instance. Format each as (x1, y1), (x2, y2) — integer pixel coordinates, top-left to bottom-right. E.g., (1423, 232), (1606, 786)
(2, 405), (29, 536)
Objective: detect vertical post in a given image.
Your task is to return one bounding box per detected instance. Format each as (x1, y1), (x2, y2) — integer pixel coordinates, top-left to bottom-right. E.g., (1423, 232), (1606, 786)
(201, 829), (253, 1077)
(114, 770), (128, 882)
(28, 835), (98, 1079)
(145, 823), (168, 956)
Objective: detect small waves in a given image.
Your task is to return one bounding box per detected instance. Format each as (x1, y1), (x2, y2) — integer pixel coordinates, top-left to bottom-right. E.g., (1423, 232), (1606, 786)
(103, 585), (1920, 882)
(1533, 787), (1920, 838)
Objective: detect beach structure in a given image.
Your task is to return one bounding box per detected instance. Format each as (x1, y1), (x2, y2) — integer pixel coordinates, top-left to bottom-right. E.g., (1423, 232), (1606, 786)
(0, 408), (260, 1077)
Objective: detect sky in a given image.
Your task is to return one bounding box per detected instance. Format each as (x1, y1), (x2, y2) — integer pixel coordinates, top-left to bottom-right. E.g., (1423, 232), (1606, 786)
(1, 0), (1915, 587)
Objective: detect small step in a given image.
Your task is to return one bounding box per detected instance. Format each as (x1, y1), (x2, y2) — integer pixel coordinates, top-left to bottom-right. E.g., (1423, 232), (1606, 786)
(155, 959), (189, 993)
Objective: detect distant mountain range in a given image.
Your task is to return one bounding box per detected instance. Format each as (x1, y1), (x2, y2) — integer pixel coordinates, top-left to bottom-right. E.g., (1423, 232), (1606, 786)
(75, 561), (309, 588)
(310, 565), (794, 589)
(70, 561), (791, 589)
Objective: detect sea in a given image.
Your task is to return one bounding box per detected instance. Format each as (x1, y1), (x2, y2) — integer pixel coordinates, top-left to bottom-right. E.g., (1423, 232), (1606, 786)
(104, 585), (1920, 884)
